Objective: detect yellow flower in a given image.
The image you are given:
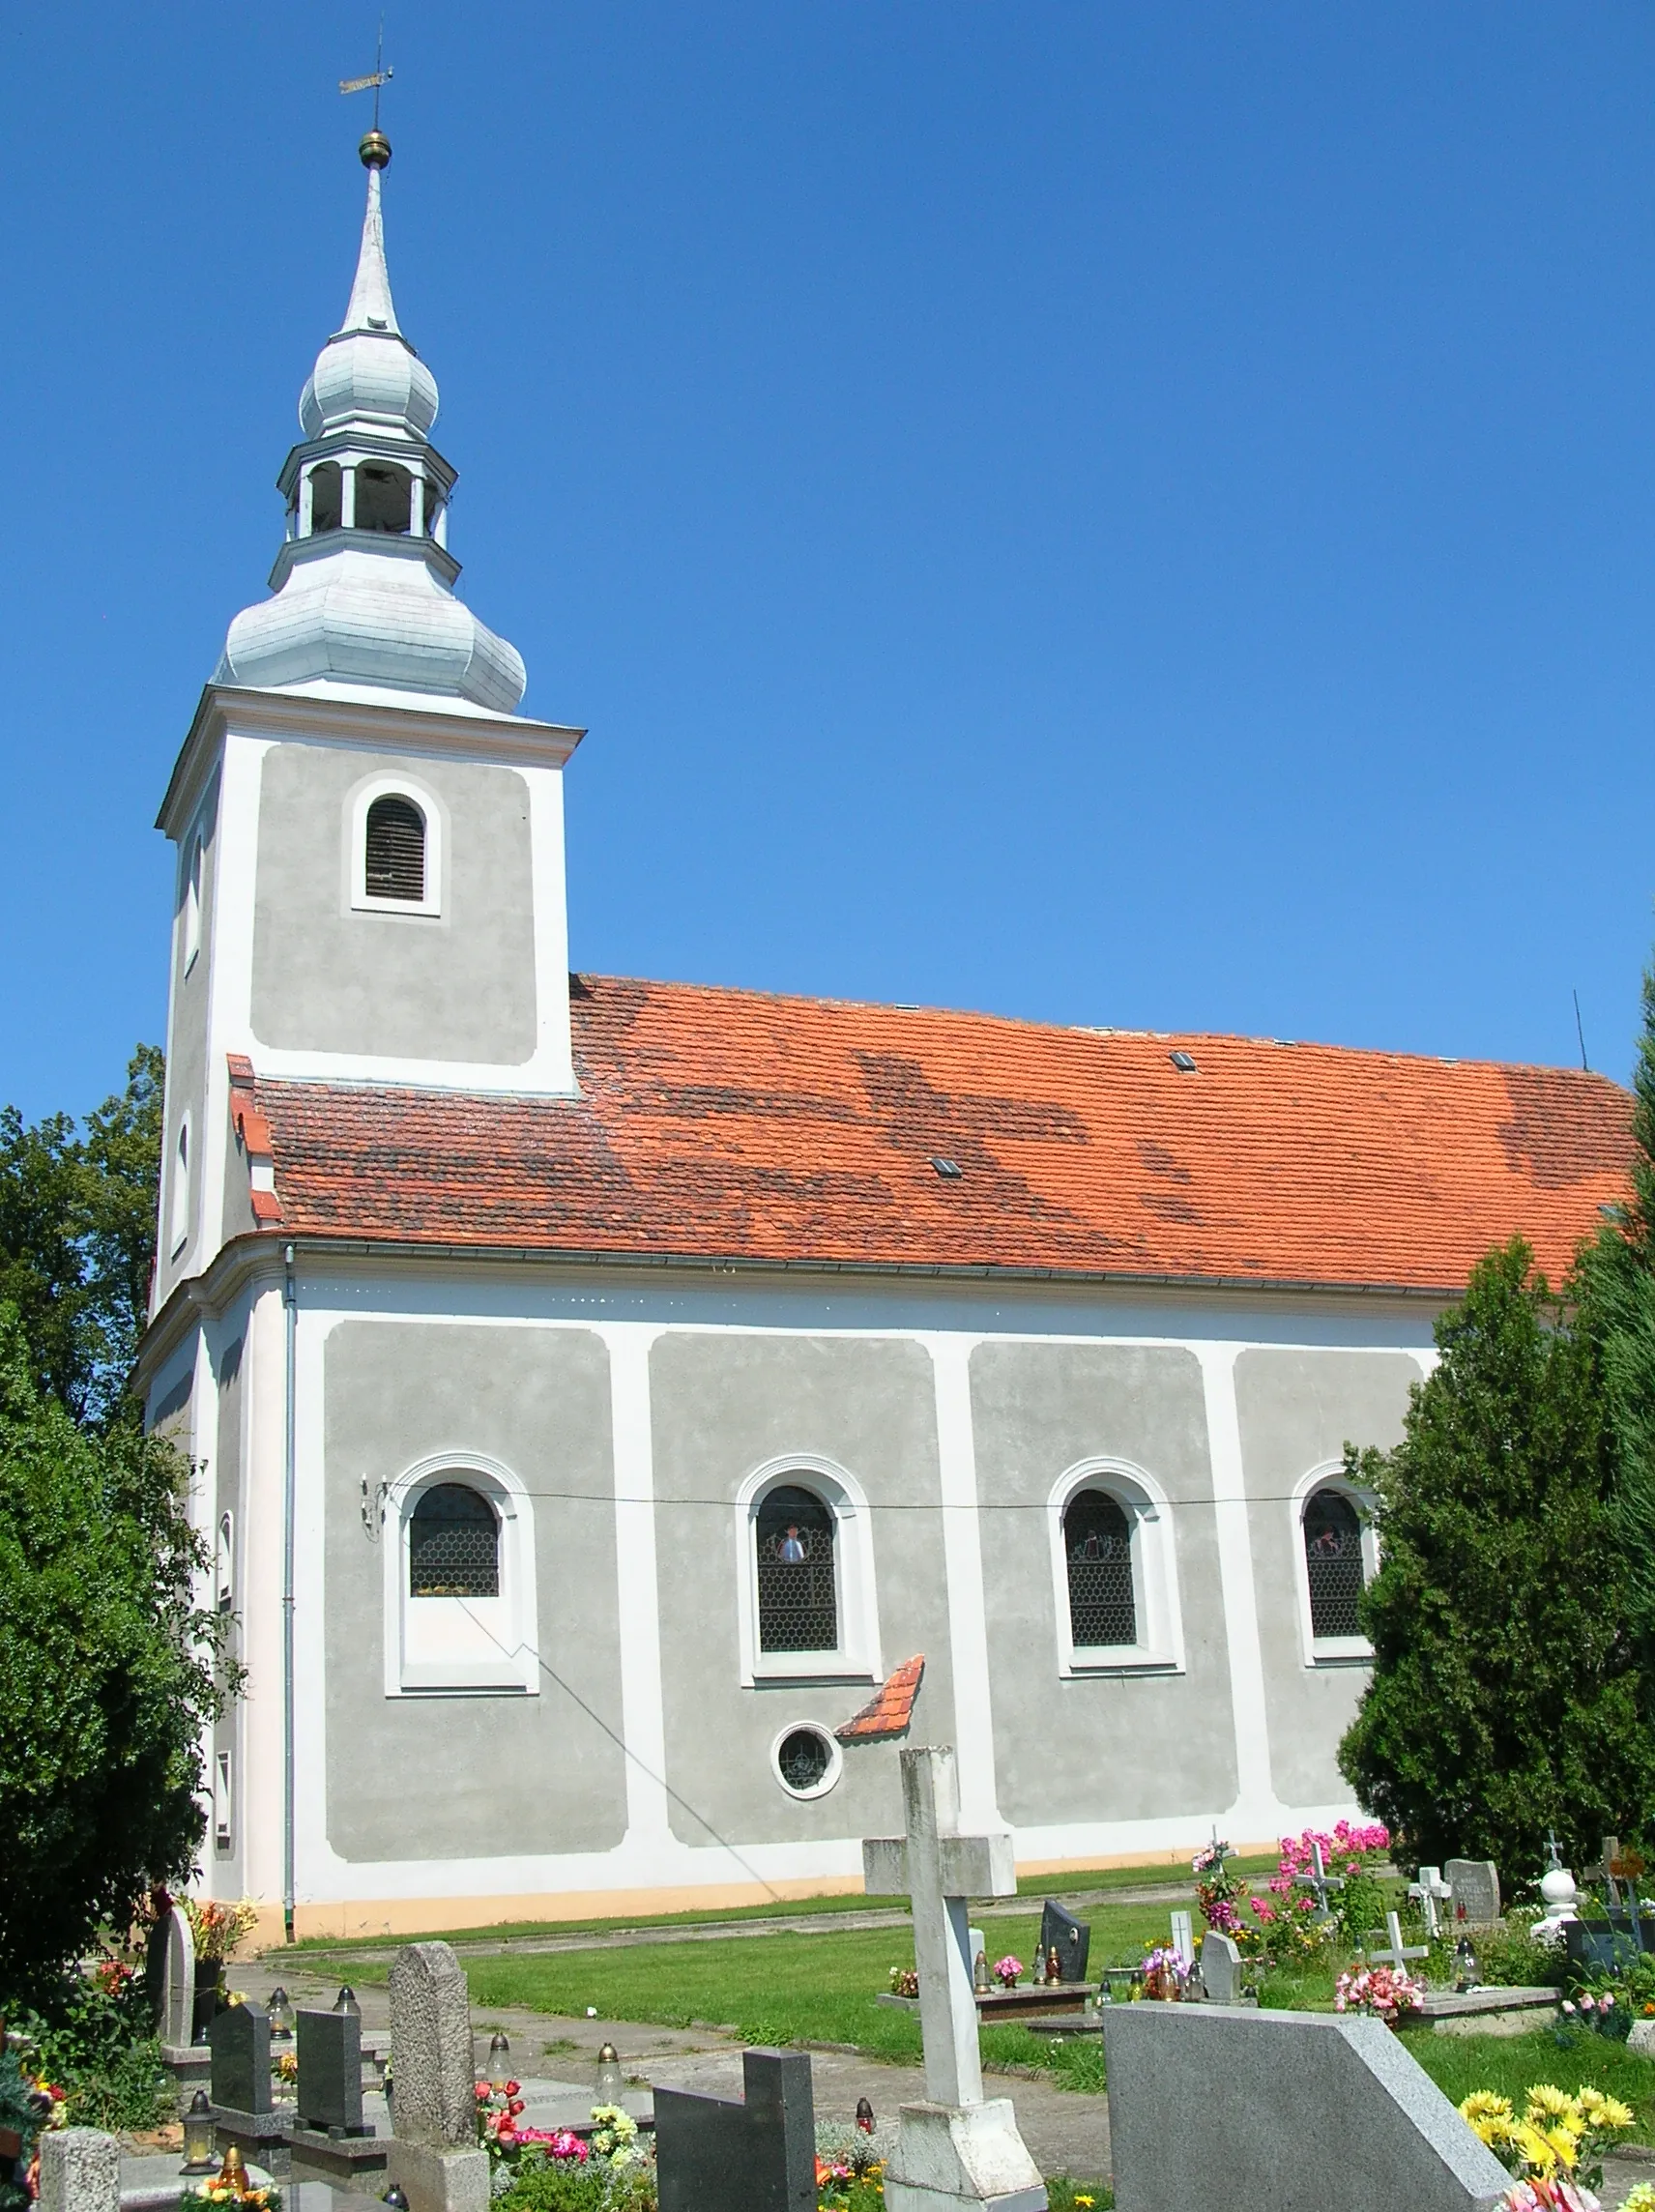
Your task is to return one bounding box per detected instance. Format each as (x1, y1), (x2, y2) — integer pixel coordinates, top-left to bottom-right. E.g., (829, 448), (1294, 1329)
(1575, 2087), (1634, 2133)
(1460, 2092), (1514, 2123)
(1075, 2197), (1095, 2207)
(1524, 2084), (1578, 2122)
(1540, 2125), (1580, 2169)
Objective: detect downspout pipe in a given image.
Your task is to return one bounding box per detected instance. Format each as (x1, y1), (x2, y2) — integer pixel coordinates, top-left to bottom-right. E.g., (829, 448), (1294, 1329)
(282, 1242), (297, 1944)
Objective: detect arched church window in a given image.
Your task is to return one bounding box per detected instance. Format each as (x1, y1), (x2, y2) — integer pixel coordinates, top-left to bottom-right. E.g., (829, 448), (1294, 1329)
(309, 460), (343, 535)
(409, 1482), (500, 1599)
(1063, 1489), (1137, 1648)
(364, 795), (426, 903)
(355, 461), (413, 535)
(1303, 1488), (1365, 1640)
(755, 1483), (838, 1653)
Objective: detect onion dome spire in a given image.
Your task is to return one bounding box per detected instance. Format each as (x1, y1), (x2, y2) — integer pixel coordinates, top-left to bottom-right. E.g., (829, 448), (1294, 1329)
(215, 136), (526, 714)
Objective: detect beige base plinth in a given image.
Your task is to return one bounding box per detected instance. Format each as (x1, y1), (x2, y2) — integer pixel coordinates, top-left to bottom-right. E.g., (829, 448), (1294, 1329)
(884, 2100), (1047, 2212)
(385, 2141), (491, 2212)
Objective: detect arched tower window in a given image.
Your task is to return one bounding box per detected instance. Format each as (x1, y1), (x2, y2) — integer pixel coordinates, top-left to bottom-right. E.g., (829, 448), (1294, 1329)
(409, 1482), (499, 1599)
(355, 461), (413, 535)
(1303, 1488), (1365, 1640)
(364, 795), (426, 903)
(1063, 1489), (1137, 1648)
(755, 1483), (838, 1653)
(309, 460), (343, 535)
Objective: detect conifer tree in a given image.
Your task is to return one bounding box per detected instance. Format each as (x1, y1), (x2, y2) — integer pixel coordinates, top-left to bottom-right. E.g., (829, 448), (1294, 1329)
(1338, 1238), (1655, 1886)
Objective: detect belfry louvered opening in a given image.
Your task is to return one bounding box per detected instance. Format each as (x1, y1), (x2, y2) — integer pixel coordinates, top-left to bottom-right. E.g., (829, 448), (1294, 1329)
(364, 794), (427, 902)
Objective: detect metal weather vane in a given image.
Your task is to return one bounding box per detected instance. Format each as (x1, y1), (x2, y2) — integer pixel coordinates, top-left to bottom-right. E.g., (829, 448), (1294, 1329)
(340, 16), (393, 132)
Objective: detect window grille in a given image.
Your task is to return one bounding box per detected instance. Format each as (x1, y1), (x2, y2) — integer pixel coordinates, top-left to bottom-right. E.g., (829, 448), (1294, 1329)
(1304, 1488), (1365, 1639)
(410, 1482), (500, 1599)
(1064, 1489), (1137, 1647)
(365, 795), (426, 902)
(776, 1727), (832, 1794)
(755, 1483), (838, 1652)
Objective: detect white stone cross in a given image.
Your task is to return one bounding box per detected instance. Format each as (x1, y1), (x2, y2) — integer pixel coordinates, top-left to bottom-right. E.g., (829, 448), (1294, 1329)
(1170, 1910), (1195, 1970)
(1366, 1911), (1430, 1973)
(863, 1745), (1016, 2108)
(1408, 1866), (1452, 1939)
(1294, 1839), (1345, 1921)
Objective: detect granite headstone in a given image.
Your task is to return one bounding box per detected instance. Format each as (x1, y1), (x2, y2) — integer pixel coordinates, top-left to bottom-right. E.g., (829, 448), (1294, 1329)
(1103, 2003), (1511, 2211)
(1035, 1902), (1090, 1985)
(388, 1943), (475, 2150)
(210, 1999), (271, 2117)
(36, 2130), (121, 2212)
(148, 1905), (195, 2051)
(654, 2048), (815, 2212)
(1199, 1933), (1242, 2006)
(1444, 1861), (1500, 1929)
(297, 2005), (365, 2135)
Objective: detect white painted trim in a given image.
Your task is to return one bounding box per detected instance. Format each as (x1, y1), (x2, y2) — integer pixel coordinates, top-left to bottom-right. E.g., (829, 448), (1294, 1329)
(733, 1454), (881, 1687)
(1045, 1457), (1185, 1676)
(348, 772), (444, 917)
(1289, 1461), (1378, 1668)
(382, 1451), (541, 1696)
(1196, 1342), (1291, 1838)
(603, 1324), (673, 1846)
(242, 1281), (289, 1912)
(769, 1721), (844, 1801)
(924, 1334), (1004, 1832)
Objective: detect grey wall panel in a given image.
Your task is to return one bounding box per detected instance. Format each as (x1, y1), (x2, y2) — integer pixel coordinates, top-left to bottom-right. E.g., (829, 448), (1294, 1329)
(1234, 1349), (1421, 1807)
(158, 766), (219, 1308)
(648, 1332), (947, 1849)
(970, 1341), (1237, 1826)
(250, 742), (537, 1062)
(322, 1322), (626, 1861)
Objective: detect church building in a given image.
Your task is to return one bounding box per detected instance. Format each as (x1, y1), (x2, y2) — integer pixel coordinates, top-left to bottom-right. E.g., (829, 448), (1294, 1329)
(137, 136), (1632, 1942)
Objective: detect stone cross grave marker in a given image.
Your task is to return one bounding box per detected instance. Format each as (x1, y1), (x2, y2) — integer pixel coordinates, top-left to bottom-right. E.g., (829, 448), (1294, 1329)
(1199, 1933), (1242, 2006)
(297, 2005), (366, 2136)
(1367, 1912), (1429, 1974)
(385, 1941), (490, 2212)
(1408, 1868), (1452, 1940)
(36, 2130), (121, 2212)
(1293, 1840), (1344, 1922)
(1170, 1910), (1195, 1971)
(148, 1904), (195, 2052)
(1592, 1836), (1623, 1906)
(1445, 1860), (1501, 1928)
(210, 1999), (272, 2117)
(863, 1745), (1046, 2212)
(654, 2048), (815, 2212)
(1035, 1901), (1089, 1984)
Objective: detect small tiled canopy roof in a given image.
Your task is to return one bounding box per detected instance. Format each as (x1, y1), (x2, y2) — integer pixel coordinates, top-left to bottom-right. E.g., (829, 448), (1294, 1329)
(837, 1657), (926, 1744)
(241, 975), (1634, 1294)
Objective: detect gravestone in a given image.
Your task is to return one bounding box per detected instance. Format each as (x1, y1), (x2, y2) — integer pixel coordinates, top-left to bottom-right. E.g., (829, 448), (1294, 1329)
(1198, 1933), (1242, 2006)
(147, 1905), (196, 2052)
(863, 1746), (1046, 2212)
(210, 2000), (271, 2116)
(297, 2006), (365, 2135)
(1035, 1902), (1089, 1984)
(1103, 2003), (1511, 2211)
(1294, 1841), (1344, 1923)
(209, 1999), (290, 2171)
(37, 2129), (121, 2212)
(1408, 1869), (1452, 1941)
(1170, 1912), (1194, 1971)
(654, 2048), (814, 2212)
(1366, 1913), (1429, 1975)
(385, 1942), (490, 2212)
(1444, 1861), (1500, 1928)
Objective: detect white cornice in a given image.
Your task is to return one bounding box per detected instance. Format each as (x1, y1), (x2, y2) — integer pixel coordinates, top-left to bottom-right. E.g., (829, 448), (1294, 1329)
(156, 684), (586, 840)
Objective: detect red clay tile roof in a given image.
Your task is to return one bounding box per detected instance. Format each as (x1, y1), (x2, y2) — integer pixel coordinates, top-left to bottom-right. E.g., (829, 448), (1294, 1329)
(244, 975), (1634, 1293)
(837, 1656), (926, 1743)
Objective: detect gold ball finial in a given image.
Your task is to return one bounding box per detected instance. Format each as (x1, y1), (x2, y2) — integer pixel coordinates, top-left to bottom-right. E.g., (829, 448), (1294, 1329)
(359, 130), (392, 170)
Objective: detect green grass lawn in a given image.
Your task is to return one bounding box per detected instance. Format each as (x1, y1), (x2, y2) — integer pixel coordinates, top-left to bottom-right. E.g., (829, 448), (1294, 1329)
(1396, 2025), (1655, 2140)
(269, 1860), (1281, 1961)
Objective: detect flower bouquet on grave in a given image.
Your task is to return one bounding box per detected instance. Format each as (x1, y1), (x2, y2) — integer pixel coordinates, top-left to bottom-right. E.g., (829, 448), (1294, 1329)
(887, 1967), (918, 1998)
(179, 2147), (281, 2212)
(182, 1901), (258, 1965)
(1192, 1839), (1264, 1957)
(1460, 2084), (1633, 2198)
(1137, 1946), (1188, 2002)
(1333, 1965), (1424, 2025)
(588, 2105), (646, 2169)
(992, 1956), (1023, 1991)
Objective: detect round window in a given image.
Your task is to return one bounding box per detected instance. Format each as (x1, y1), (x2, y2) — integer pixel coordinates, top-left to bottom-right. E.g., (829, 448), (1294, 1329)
(773, 1724), (839, 1799)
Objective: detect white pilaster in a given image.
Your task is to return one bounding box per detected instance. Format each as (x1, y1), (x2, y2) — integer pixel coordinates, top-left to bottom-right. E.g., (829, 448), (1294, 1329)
(1195, 1341), (1283, 1834)
(603, 1325), (673, 1848)
(239, 1278), (289, 1913)
(924, 1335), (1003, 1832)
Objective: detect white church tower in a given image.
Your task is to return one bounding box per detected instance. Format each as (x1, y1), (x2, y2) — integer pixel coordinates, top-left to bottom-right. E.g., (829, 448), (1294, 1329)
(153, 131), (583, 1316)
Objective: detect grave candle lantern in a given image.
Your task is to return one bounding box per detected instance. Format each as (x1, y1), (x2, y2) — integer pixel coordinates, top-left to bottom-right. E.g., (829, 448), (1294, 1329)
(182, 2089), (217, 2173)
(488, 2032), (511, 2089)
(267, 1988), (294, 2040)
(333, 1986), (360, 2016)
(595, 2043), (624, 2105)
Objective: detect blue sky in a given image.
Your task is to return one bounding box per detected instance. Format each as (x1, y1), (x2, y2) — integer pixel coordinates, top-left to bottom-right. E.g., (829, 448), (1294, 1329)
(3, 2), (1654, 1124)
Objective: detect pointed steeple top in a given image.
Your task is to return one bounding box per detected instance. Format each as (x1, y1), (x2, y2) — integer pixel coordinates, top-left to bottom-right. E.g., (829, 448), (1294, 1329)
(340, 137), (400, 338)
